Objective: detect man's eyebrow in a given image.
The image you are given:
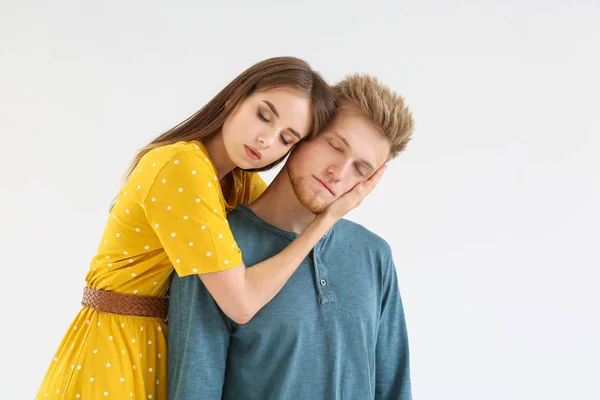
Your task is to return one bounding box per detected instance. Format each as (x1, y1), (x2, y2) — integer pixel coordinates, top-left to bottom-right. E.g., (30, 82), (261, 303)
(329, 130), (375, 171)
(264, 100), (302, 140)
(262, 100), (279, 118)
(330, 130), (351, 149)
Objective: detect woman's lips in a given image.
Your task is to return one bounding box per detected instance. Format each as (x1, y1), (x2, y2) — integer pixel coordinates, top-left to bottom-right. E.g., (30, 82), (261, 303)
(245, 145), (261, 160)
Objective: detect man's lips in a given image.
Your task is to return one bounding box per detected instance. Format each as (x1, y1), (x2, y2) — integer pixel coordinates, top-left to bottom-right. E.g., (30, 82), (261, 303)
(244, 145), (262, 160)
(313, 176), (335, 196)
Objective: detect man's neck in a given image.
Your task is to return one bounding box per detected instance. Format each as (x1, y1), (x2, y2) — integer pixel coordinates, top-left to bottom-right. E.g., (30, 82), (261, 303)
(248, 166), (317, 234)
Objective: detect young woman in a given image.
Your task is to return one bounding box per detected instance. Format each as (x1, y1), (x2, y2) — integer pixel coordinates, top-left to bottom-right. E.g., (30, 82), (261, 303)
(36, 57), (385, 399)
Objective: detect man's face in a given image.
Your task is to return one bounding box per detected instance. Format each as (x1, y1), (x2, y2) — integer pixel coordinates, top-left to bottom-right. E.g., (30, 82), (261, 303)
(286, 103), (391, 214)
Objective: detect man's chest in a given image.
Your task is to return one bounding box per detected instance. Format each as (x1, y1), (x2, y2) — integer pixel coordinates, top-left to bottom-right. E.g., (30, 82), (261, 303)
(233, 257), (381, 340)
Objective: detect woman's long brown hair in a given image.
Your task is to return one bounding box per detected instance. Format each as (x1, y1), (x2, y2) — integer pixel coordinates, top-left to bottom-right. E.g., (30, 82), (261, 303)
(111, 57), (336, 210)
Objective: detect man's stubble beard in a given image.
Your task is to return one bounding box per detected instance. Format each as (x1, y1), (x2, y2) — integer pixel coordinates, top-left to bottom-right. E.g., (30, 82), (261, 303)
(286, 163), (331, 215)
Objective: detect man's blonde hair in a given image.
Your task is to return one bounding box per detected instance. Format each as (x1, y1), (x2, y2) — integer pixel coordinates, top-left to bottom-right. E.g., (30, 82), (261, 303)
(333, 74), (414, 159)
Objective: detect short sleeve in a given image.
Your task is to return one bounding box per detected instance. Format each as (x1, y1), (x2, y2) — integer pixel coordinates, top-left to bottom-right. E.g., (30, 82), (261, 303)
(142, 149), (242, 277)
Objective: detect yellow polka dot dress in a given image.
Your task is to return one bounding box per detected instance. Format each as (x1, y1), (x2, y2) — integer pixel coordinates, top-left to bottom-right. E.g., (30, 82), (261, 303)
(35, 141), (267, 399)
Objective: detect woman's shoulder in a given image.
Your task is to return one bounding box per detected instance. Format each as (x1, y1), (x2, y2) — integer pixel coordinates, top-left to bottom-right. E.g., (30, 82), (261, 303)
(128, 141), (216, 196)
(138, 141), (213, 172)
(236, 170), (268, 203)
(248, 172), (268, 191)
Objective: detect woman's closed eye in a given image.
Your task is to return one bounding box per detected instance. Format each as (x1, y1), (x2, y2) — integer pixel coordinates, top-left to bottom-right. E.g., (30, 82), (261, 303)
(257, 111), (270, 123)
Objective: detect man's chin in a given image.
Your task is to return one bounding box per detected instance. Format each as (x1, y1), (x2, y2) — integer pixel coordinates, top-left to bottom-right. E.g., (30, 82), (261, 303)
(288, 168), (332, 214)
(292, 188), (329, 214)
(299, 198), (331, 215)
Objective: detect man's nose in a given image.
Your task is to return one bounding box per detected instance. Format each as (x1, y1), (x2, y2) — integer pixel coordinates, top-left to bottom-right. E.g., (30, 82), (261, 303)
(326, 161), (351, 182)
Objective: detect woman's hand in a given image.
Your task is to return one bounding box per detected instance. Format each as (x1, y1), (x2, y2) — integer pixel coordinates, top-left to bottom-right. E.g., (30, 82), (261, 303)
(322, 164), (387, 221)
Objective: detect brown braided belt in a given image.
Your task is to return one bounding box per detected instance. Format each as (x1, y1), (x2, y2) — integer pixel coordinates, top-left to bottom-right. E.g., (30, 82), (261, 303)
(81, 287), (169, 319)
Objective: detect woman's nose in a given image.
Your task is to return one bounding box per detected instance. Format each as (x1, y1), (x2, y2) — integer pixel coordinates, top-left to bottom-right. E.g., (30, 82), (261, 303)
(258, 129), (279, 148)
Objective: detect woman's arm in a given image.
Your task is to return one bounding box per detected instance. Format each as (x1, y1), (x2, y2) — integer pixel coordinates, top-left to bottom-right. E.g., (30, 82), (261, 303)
(198, 212), (334, 324)
(199, 165), (387, 324)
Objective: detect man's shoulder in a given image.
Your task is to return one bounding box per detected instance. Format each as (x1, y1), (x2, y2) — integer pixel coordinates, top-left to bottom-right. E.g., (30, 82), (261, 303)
(335, 218), (392, 257)
(226, 206), (281, 241)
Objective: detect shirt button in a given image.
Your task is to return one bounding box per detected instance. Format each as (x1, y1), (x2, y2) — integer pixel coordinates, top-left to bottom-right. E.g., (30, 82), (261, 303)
(320, 279), (327, 286)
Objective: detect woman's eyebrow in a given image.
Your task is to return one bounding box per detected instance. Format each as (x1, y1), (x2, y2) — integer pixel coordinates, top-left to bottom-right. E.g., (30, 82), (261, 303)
(263, 100), (302, 139)
(262, 100), (279, 118)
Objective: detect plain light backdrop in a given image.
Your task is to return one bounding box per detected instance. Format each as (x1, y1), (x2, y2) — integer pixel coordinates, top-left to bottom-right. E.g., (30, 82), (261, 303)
(1, 1), (598, 399)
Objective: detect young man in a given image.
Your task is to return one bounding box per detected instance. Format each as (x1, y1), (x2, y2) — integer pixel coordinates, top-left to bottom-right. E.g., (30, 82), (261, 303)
(168, 74), (415, 400)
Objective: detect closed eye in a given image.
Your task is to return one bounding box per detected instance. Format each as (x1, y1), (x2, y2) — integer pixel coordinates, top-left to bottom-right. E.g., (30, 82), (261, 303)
(329, 140), (343, 152)
(280, 135), (290, 146)
(354, 164), (366, 177)
(257, 112), (270, 123)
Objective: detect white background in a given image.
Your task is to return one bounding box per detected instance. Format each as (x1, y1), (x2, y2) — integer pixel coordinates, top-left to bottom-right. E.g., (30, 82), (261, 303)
(1, 1), (599, 399)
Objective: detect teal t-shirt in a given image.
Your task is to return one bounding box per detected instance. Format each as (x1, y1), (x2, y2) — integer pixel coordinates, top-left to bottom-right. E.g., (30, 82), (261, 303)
(168, 205), (412, 400)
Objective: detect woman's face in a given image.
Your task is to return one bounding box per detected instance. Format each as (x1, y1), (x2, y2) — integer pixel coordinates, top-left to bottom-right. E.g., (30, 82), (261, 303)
(221, 87), (312, 170)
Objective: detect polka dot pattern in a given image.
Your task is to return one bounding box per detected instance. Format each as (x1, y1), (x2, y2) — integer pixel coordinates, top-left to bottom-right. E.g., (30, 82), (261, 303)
(36, 141), (268, 399)
(142, 144), (253, 276)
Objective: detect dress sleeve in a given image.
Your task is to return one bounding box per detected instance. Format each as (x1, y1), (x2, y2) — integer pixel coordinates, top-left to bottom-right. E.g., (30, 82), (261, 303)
(142, 149), (242, 277)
